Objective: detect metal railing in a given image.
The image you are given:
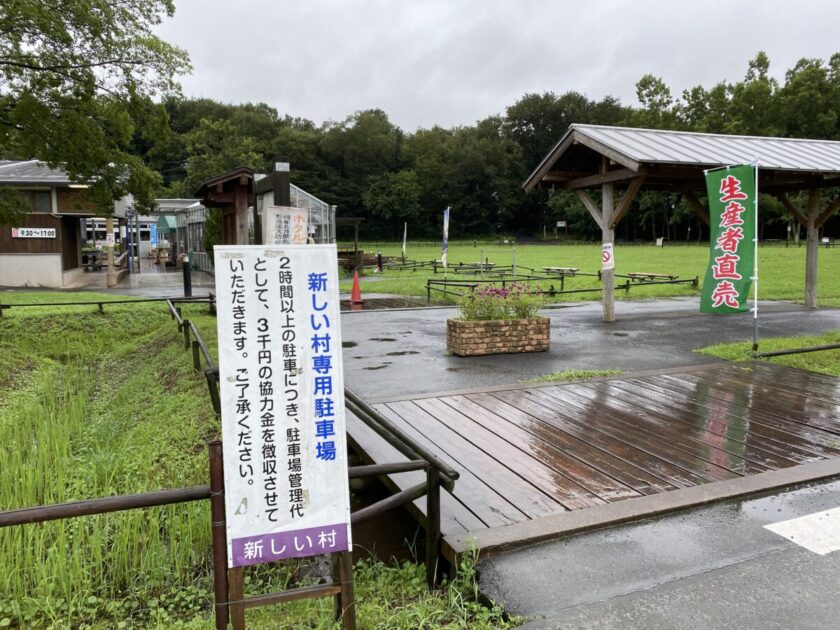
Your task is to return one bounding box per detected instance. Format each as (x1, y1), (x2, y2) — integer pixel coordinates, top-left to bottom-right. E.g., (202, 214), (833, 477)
(172, 299), (457, 586)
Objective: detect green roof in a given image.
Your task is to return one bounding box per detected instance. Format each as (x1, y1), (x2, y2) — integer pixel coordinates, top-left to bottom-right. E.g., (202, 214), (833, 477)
(156, 215), (177, 232)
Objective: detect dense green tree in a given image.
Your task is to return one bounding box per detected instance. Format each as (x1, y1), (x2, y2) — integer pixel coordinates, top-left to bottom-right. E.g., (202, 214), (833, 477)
(174, 117), (263, 196)
(0, 0), (189, 221)
(504, 91), (626, 170)
(362, 170), (423, 236)
(625, 75), (679, 129)
(777, 57), (840, 139)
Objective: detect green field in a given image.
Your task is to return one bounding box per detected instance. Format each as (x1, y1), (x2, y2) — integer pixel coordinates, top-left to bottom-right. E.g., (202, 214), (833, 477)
(699, 331), (840, 377)
(339, 242), (840, 306)
(0, 293), (514, 629)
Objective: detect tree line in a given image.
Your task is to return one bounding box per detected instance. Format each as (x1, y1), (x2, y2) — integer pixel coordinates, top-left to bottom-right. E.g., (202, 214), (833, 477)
(139, 51), (840, 241)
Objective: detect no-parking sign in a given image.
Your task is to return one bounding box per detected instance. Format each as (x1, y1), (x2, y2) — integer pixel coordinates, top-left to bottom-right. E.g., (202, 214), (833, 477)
(601, 243), (614, 270)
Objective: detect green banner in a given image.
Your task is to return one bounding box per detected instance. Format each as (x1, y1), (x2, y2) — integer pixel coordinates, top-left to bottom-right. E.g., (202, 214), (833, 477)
(700, 164), (756, 314)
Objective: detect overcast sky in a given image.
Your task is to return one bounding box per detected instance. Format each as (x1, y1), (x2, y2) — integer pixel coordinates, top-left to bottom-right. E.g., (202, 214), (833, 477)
(156, 0), (840, 131)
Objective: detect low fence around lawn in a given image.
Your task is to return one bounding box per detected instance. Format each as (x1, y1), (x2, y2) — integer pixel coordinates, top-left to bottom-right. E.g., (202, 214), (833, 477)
(425, 272), (699, 304)
(0, 295), (459, 630)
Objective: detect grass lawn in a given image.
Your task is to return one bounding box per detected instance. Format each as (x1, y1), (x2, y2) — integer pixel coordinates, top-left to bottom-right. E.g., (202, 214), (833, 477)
(530, 369), (623, 383)
(698, 330), (840, 377)
(339, 242), (840, 306)
(0, 292), (515, 629)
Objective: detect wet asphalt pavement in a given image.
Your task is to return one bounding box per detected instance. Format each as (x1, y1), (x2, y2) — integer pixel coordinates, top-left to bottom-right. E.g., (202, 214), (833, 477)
(482, 480), (840, 629)
(337, 298), (840, 629)
(338, 298), (840, 401)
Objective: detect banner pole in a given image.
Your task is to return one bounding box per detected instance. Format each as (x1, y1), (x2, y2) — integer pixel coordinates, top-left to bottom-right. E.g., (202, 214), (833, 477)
(752, 161), (759, 355)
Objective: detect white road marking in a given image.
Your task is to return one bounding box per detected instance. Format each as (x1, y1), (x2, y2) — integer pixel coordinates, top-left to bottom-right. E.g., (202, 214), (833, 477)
(764, 506), (840, 555)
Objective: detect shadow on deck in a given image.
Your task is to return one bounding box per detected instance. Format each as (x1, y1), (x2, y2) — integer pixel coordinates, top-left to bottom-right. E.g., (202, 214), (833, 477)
(347, 362), (840, 563)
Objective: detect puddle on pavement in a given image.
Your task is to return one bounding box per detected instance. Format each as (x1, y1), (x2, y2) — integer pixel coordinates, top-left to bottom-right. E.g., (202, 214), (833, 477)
(363, 363), (392, 371)
(386, 351), (419, 356)
(342, 341), (358, 348)
(369, 337), (396, 342)
(613, 332), (629, 337)
(447, 367), (464, 372)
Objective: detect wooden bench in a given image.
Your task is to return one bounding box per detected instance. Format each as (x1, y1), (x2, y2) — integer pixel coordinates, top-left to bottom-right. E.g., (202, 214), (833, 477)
(452, 262), (495, 274)
(626, 272), (677, 282)
(542, 266), (579, 276)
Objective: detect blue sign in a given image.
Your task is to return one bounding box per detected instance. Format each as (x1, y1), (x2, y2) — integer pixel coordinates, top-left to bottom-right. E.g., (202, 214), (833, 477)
(149, 224), (158, 246)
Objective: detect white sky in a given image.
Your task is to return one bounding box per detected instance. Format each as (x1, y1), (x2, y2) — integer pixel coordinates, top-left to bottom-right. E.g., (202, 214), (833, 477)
(157, 0), (840, 130)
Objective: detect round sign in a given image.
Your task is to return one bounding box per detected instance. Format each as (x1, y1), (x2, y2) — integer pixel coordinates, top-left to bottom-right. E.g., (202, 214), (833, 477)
(602, 250), (611, 264)
(106, 233), (115, 247)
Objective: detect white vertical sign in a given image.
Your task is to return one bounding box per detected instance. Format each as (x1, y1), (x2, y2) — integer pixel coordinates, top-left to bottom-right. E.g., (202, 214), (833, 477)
(441, 207), (450, 269)
(263, 206), (309, 246)
(215, 244), (352, 567)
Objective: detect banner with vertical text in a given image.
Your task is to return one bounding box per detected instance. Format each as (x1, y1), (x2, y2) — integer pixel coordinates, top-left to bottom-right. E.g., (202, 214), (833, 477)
(441, 207), (450, 269)
(700, 164), (756, 314)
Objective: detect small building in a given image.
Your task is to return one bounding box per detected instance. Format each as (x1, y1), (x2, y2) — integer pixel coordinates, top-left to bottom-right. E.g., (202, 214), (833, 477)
(194, 165), (337, 247)
(0, 160), (129, 288)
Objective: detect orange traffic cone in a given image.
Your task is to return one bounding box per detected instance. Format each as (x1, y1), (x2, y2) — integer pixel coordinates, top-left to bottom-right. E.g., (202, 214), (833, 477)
(350, 271), (364, 304)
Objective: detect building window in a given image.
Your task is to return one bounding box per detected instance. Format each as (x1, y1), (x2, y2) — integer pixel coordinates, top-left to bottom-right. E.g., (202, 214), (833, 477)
(34, 191), (51, 212)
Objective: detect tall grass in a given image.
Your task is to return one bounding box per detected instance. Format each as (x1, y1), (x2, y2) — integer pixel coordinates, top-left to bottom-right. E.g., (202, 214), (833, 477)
(0, 300), (218, 627)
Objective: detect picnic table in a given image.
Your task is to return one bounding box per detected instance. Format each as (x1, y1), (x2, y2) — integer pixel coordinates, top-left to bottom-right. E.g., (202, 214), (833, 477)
(542, 266), (578, 276)
(626, 272), (678, 282)
(82, 250), (103, 272)
(452, 262), (495, 274)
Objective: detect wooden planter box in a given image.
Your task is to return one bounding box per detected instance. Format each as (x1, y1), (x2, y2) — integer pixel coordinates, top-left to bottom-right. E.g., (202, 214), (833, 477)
(447, 317), (550, 357)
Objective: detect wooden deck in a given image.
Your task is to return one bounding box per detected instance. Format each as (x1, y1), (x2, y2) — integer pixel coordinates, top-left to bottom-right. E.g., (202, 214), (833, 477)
(347, 362), (840, 561)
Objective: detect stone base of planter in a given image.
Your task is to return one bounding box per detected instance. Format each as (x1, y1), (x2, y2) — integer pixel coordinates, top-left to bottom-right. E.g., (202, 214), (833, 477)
(447, 317), (550, 356)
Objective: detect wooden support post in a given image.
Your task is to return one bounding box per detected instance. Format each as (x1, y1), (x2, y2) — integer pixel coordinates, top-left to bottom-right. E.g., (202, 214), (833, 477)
(332, 551), (357, 629)
(574, 189), (604, 230)
(610, 176), (646, 229)
(106, 215), (117, 287)
(425, 467), (441, 588)
(816, 195), (840, 228)
(234, 185), (249, 245)
(776, 193), (808, 227)
(228, 567), (246, 630)
(681, 190), (711, 226)
(805, 188), (820, 308)
(601, 159), (615, 323)
(209, 441), (230, 630)
(192, 339), (200, 371)
(339, 551), (356, 629)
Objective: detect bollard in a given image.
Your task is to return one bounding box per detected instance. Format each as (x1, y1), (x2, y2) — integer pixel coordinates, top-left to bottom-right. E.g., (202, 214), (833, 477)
(376, 252), (382, 272)
(183, 255), (192, 298)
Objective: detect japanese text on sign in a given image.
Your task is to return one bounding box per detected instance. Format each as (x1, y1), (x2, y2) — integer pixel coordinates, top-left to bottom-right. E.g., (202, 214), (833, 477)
(700, 165), (756, 314)
(215, 245), (351, 568)
(263, 206), (309, 246)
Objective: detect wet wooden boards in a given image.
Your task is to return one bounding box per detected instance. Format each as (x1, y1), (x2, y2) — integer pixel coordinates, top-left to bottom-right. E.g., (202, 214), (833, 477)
(347, 362), (840, 561)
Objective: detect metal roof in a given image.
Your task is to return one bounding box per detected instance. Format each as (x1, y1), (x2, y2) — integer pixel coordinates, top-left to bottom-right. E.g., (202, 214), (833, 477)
(525, 124), (840, 191)
(0, 160), (74, 185)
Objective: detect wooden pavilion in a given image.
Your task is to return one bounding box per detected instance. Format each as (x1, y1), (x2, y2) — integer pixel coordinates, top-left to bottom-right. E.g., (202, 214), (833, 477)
(524, 125), (840, 321)
(193, 166), (256, 246)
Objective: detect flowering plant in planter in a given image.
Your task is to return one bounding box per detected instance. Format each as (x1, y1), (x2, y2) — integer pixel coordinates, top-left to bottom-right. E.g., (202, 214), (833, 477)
(456, 283), (542, 321)
(448, 284), (549, 356)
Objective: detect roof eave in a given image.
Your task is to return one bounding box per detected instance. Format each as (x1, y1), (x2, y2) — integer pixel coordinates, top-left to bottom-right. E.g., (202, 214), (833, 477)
(522, 126), (641, 192)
